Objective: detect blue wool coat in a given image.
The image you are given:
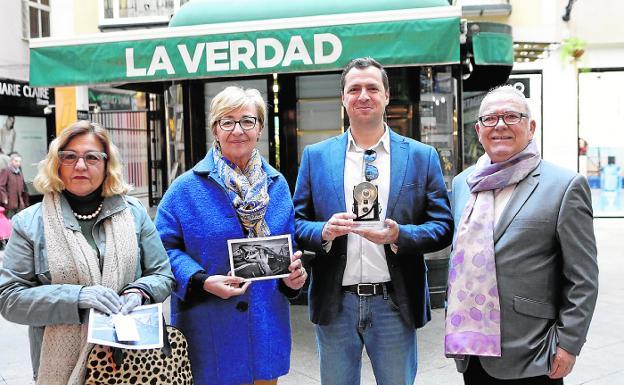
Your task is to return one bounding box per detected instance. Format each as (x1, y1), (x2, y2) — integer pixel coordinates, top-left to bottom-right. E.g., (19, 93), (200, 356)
(155, 149), (296, 385)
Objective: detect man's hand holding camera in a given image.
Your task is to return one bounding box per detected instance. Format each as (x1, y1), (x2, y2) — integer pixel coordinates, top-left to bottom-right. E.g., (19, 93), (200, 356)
(323, 182), (399, 246)
(352, 218), (399, 246)
(322, 212), (356, 241)
(322, 213), (399, 246)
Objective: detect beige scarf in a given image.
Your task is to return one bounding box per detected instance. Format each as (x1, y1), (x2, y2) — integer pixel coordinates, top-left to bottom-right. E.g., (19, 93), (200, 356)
(37, 193), (137, 385)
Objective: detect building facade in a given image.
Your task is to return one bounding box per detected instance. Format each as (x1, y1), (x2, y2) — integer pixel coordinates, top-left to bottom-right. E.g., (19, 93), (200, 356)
(0, 0), (54, 200)
(466, 0), (624, 217)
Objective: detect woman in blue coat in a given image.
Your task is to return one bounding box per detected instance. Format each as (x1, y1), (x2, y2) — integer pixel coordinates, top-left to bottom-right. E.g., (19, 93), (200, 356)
(155, 86), (307, 385)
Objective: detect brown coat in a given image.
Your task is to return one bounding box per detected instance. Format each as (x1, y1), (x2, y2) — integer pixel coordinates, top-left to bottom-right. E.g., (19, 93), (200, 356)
(0, 167), (29, 210)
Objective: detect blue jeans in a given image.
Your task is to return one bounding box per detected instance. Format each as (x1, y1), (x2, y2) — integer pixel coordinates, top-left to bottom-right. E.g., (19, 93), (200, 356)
(315, 291), (417, 385)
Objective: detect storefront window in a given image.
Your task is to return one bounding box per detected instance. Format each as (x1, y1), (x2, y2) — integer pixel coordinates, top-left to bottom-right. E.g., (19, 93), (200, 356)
(461, 91), (486, 169)
(0, 79), (52, 197)
(296, 74), (343, 163)
(89, 110), (149, 200)
(164, 84), (185, 184)
(0, 115), (48, 195)
(419, 66), (457, 189)
(579, 71), (624, 217)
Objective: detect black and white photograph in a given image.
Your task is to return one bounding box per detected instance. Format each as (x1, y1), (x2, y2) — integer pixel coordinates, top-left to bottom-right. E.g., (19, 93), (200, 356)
(228, 234), (293, 281)
(87, 303), (163, 349)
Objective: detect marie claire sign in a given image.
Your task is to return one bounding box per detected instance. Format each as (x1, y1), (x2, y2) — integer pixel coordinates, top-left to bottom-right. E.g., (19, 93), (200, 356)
(0, 78), (51, 114)
(0, 80), (50, 103)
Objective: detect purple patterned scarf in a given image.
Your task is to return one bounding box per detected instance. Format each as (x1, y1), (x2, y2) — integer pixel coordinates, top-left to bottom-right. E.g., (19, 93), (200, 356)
(445, 140), (541, 357)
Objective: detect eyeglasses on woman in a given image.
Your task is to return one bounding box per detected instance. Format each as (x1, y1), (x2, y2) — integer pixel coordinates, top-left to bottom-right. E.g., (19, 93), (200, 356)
(217, 117), (258, 131)
(58, 151), (108, 166)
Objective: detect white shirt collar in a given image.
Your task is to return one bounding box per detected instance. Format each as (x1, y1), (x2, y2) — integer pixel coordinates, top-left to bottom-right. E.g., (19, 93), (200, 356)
(347, 125), (390, 154)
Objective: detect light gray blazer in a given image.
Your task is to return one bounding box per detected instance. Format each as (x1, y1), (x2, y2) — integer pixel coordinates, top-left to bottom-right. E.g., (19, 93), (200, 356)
(450, 160), (598, 379)
(0, 194), (174, 379)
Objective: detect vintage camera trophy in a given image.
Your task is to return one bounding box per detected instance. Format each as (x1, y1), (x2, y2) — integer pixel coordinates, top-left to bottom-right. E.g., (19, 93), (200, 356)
(352, 182), (384, 228)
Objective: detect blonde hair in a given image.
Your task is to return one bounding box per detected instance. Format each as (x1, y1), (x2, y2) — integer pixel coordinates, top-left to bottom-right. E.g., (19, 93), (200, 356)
(34, 120), (132, 197)
(208, 86), (266, 139)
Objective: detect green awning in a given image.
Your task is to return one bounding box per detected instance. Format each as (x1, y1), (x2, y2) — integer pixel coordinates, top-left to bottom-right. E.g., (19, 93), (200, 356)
(169, 0), (452, 26)
(469, 23), (514, 66)
(30, 3), (460, 87)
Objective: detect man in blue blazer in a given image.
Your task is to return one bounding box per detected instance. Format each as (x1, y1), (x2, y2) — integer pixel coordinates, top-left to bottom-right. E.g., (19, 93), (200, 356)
(446, 85), (598, 385)
(293, 57), (453, 385)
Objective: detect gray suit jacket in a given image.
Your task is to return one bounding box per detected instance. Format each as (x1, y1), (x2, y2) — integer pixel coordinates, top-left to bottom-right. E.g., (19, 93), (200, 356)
(450, 160), (598, 379)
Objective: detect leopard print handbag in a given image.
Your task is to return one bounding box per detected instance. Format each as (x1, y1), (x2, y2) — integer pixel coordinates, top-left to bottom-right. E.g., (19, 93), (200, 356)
(84, 325), (193, 385)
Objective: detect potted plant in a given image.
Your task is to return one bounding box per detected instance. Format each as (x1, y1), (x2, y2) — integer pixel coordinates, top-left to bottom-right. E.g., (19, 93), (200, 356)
(560, 37), (586, 62)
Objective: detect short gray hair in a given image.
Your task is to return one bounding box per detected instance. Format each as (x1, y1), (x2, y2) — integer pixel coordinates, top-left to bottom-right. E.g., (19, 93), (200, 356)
(480, 85), (531, 119)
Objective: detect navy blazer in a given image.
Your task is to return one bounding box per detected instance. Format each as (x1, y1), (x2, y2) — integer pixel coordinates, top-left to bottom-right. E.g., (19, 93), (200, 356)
(293, 129), (453, 328)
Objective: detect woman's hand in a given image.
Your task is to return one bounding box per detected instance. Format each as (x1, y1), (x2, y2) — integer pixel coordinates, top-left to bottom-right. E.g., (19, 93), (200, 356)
(78, 285), (122, 315)
(120, 291), (144, 315)
(282, 251), (307, 290)
(203, 275), (251, 299)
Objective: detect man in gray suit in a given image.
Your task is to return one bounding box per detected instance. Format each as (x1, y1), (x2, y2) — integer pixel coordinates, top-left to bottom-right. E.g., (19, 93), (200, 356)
(445, 85), (598, 384)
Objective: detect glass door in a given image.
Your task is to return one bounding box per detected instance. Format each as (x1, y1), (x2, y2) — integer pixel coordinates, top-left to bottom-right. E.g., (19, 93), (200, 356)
(579, 70), (624, 217)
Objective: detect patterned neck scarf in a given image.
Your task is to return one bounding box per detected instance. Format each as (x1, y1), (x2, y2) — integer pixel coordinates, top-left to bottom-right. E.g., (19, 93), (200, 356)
(445, 140), (541, 358)
(212, 146), (270, 237)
